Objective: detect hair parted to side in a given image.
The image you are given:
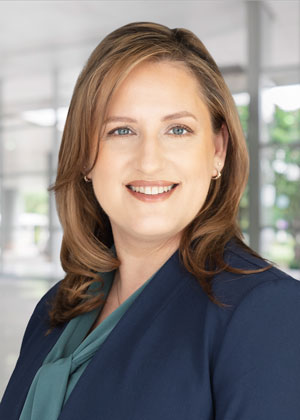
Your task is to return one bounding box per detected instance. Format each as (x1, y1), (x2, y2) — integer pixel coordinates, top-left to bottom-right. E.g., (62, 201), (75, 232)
(47, 21), (271, 334)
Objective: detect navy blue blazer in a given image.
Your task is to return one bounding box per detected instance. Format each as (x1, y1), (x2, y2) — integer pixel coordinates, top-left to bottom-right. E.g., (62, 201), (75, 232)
(1, 239), (300, 420)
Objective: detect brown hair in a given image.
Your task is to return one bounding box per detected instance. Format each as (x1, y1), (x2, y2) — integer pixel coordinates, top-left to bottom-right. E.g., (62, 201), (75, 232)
(47, 21), (270, 333)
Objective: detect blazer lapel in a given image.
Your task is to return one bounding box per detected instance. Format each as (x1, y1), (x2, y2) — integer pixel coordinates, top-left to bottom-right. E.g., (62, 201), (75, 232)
(59, 247), (189, 419)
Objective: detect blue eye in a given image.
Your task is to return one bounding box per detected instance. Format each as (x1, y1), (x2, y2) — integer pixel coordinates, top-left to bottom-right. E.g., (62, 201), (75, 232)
(169, 125), (191, 137)
(108, 127), (133, 136)
(170, 126), (186, 136)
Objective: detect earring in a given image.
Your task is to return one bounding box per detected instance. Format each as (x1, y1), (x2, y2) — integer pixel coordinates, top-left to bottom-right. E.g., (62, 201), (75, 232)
(212, 169), (221, 180)
(84, 175), (92, 183)
(212, 162), (222, 180)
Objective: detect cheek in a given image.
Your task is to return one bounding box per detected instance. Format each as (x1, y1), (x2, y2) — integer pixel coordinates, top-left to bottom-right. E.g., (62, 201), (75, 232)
(94, 146), (123, 183)
(180, 147), (214, 206)
(187, 173), (211, 206)
(91, 154), (122, 208)
(180, 144), (214, 182)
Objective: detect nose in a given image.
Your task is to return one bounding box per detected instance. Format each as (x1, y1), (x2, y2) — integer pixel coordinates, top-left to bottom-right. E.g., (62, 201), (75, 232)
(133, 134), (166, 174)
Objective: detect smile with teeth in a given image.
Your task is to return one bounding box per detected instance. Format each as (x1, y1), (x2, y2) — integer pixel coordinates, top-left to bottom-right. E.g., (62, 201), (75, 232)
(127, 184), (177, 195)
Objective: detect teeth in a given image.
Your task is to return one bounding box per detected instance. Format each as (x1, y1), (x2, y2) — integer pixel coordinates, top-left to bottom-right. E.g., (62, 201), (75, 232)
(128, 184), (176, 195)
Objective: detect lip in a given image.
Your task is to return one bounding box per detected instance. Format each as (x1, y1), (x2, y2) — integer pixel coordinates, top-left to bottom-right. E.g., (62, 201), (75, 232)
(125, 183), (179, 203)
(126, 180), (179, 187)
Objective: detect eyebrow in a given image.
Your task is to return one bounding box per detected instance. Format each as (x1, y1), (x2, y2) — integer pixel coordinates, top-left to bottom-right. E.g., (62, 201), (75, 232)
(103, 111), (198, 124)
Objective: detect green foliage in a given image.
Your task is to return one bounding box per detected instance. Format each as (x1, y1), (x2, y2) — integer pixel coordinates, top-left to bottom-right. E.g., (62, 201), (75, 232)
(236, 100), (300, 269)
(266, 110), (300, 268)
(23, 192), (48, 215)
(236, 104), (249, 233)
(270, 107), (300, 144)
(237, 104), (249, 137)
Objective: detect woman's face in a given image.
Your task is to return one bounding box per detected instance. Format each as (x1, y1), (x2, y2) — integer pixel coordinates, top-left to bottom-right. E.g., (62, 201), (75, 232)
(88, 60), (227, 247)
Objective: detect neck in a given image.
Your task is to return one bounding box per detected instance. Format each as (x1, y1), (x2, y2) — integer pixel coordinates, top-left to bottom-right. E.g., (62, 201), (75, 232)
(111, 232), (181, 303)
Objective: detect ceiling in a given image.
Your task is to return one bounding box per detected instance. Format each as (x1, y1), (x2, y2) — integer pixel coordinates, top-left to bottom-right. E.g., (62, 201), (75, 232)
(0, 1), (299, 74)
(0, 0), (299, 114)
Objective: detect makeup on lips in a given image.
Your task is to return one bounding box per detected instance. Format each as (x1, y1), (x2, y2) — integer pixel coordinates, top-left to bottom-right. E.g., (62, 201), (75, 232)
(125, 180), (179, 202)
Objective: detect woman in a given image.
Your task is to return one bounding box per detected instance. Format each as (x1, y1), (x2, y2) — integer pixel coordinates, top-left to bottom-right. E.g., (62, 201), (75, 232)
(1, 21), (300, 420)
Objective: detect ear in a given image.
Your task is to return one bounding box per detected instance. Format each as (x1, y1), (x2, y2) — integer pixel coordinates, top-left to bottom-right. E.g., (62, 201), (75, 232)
(212, 123), (228, 176)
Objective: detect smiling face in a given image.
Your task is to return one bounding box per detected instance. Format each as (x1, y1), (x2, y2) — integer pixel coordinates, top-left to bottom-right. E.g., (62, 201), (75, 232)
(88, 60), (227, 248)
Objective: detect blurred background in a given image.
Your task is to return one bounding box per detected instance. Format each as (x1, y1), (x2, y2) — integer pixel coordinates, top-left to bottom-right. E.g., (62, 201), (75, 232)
(0, 0), (299, 398)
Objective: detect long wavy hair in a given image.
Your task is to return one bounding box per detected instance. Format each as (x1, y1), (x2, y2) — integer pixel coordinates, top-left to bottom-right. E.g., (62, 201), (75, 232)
(47, 21), (270, 333)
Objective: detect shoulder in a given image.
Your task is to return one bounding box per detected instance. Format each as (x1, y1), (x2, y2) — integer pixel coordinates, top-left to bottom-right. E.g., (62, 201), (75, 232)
(194, 238), (300, 359)
(205, 237), (300, 363)
(210, 245), (300, 416)
(210, 237), (299, 308)
(30, 280), (62, 320)
(19, 280), (62, 352)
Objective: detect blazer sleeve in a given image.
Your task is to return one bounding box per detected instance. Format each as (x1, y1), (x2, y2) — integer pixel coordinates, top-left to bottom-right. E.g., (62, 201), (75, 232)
(212, 276), (300, 420)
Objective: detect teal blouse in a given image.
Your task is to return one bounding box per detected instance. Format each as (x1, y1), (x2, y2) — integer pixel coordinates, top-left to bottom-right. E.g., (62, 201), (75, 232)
(19, 248), (157, 420)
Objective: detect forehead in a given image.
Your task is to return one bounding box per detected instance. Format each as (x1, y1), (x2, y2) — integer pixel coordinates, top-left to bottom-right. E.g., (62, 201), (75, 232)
(116, 59), (200, 92)
(106, 60), (207, 116)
